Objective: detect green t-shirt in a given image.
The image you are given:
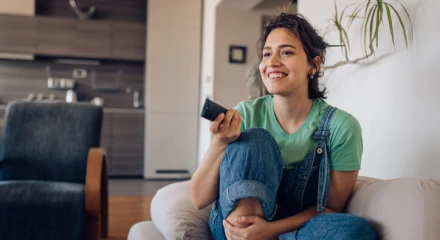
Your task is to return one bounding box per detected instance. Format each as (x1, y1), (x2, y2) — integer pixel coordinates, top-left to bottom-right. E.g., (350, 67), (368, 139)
(235, 95), (362, 171)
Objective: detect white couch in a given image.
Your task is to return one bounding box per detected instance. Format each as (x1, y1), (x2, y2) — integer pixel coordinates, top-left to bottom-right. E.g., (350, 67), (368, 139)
(128, 176), (440, 240)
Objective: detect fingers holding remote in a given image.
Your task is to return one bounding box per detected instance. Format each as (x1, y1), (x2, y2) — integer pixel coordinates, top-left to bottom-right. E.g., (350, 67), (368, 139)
(210, 109), (241, 145)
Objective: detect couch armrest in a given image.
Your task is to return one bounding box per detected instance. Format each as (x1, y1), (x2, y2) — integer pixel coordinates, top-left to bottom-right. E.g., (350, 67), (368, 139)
(346, 177), (440, 240)
(85, 148), (108, 240)
(151, 180), (212, 240)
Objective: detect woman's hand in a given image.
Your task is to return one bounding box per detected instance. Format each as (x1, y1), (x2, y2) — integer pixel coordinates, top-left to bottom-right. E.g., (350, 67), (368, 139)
(223, 216), (278, 240)
(210, 109), (241, 147)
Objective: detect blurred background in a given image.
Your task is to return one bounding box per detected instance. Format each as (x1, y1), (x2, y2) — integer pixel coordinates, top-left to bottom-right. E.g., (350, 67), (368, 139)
(0, 0), (438, 185)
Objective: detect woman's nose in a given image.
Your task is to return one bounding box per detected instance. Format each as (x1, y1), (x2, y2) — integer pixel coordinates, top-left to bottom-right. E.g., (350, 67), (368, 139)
(268, 54), (281, 67)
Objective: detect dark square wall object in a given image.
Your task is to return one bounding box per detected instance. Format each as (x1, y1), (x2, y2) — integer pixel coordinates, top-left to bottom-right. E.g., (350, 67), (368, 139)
(229, 45), (247, 64)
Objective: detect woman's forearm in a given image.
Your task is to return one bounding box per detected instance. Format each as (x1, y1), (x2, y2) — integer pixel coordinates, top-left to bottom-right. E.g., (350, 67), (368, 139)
(270, 207), (335, 236)
(190, 138), (227, 210)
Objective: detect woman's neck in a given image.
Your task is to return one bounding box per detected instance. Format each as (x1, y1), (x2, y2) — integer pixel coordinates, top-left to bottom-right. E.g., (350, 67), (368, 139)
(273, 94), (314, 135)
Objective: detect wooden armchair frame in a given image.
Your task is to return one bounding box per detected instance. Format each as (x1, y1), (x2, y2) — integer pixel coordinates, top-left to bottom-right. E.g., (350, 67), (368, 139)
(85, 148), (109, 240)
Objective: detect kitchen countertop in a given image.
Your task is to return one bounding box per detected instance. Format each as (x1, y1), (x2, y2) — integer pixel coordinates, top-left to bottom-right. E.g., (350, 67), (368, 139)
(103, 108), (144, 114)
(0, 104), (144, 113)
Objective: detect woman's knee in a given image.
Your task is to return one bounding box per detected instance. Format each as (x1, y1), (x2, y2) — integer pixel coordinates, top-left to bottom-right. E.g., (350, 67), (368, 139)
(217, 128), (284, 221)
(223, 128), (283, 169)
(219, 128), (284, 188)
(236, 128), (276, 148)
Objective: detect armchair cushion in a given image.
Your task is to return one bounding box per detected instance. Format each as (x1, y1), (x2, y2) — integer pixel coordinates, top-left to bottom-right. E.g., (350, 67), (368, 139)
(0, 180), (85, 240)
(0, 101), (102, 183)
(0, 101), (107, 240)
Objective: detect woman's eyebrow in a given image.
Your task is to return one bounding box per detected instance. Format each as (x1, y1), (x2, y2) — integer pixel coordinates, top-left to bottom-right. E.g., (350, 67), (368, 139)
(263, 44), (296, 50)
(279, 44), (296, 49)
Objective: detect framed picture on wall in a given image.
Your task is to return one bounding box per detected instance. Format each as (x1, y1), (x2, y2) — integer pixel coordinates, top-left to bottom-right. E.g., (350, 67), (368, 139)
(229, 45), (247, 64)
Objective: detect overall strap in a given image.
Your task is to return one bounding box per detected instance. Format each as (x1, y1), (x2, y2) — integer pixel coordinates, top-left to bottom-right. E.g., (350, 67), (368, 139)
(314, 105), (337, 212)
(313, 105), (337, 141)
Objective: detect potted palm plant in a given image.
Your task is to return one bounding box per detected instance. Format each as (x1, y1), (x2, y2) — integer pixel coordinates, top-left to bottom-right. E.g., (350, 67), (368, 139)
(325, 0), (413, 69)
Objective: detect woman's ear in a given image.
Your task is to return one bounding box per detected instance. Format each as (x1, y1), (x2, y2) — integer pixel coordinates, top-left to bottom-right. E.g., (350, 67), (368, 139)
(312, 56), (321, 74)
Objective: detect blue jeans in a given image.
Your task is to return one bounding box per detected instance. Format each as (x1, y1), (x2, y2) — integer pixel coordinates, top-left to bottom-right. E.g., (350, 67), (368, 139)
(208, 128), (378, 240)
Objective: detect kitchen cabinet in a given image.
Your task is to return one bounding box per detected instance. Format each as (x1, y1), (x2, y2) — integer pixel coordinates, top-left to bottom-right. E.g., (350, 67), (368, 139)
(100, 110), (112, 163)
(36, 16), (112, 59)
(0, 15), (36, 54)
(0, 108), (5, 137)
(101, 111), (144, 177)
(76, 21), (112, 58)
(36, 17), (76, 57)
(0, 14), (146, 61)
(111, 22), (146, 61)
(144, 0), (201, 179)
(0, 108), (5, 148)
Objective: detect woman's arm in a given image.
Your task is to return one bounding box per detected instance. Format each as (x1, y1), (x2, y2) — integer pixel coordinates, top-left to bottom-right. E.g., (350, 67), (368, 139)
(190, 109), (241, 210)
(190, 137), (226, 210)
(270, 170), (359, 235)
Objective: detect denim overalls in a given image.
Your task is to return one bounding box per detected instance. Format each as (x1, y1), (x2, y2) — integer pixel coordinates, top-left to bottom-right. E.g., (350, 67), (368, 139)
(208, 106), (378, 240)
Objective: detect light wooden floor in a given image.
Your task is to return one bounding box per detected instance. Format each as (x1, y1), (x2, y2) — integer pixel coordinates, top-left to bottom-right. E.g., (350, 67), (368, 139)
(102, 196), (153, 240)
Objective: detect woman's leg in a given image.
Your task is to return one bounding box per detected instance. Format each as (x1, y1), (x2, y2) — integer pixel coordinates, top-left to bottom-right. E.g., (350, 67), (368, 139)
(279, 213), (379, 240)
(209, 128), (284, 239)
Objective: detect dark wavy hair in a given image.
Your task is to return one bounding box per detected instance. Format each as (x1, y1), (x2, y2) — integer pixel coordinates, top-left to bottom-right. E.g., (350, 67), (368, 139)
(259, 13), (328, 99)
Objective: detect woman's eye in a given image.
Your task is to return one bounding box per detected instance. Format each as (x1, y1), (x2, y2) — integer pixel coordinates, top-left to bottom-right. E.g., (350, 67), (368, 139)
(282, 51), (293, 55)
(263, 52), (271, 57)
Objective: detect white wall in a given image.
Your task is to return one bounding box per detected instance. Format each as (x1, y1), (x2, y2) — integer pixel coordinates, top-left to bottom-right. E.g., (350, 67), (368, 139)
(299, 0), (440, 179)
(0, 0), (34, 15)
(145, 0), (202, 179)
(0, 0), (35, 60)
(197, 2), (278, 163)
(213, 5), (262, 108)
(220, 0), (264, 10)
(198, 0), (223, 163)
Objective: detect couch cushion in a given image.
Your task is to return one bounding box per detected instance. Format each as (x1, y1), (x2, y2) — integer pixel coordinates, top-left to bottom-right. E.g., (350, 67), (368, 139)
(152, 177), (440, 240)
(346, 176), (440, 240)
(128, 221), (165, 240)
(150, 180), (212, 240)
(0, 180), (85, 240)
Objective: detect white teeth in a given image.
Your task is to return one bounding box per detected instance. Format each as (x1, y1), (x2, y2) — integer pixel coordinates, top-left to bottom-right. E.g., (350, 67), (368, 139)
(268, 73), (286, 78)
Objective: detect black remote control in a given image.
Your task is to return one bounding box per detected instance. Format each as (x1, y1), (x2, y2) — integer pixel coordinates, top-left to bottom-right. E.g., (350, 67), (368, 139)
(200, 98), (228, 121)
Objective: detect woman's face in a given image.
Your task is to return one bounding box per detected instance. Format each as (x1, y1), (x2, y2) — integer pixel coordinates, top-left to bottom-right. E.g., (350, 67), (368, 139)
(259, 28), (313, 97)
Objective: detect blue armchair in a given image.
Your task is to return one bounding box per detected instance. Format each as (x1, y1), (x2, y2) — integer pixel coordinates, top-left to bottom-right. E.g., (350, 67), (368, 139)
(0, 101), (108, 240)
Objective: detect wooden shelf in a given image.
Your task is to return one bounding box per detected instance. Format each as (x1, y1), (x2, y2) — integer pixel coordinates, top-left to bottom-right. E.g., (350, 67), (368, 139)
(0, 14), (146, 61)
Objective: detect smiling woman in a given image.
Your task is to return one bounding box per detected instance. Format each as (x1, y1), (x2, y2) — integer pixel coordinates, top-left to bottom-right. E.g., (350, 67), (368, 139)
(190, 13), (379, 240)
(260, 28), (317, 99)
(258, 13), (327, 100)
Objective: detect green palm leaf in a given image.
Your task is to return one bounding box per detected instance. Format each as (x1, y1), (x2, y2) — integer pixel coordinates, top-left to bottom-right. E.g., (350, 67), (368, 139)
(348, 1), (367, 29)
(388, 3), (409, 48)
(363, 4), (376, 53)
(341, 24), (351, 51)
(396, 0), (414, 41)
(364, 0), (372, 17)
(375, 1), (383, 48)
(369, 5), (378, 51)
(384, 3), (395, 48)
